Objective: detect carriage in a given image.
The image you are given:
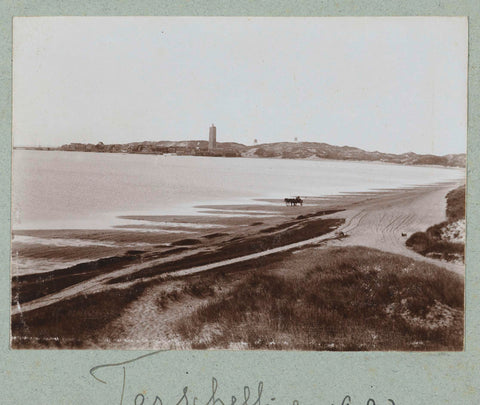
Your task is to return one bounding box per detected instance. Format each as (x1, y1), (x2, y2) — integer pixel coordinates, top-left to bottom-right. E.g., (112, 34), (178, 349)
(284, 196), (303, 206)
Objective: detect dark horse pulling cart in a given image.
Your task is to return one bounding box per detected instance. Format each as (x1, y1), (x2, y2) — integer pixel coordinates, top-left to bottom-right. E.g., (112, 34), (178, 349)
(284, 196), (303, 206)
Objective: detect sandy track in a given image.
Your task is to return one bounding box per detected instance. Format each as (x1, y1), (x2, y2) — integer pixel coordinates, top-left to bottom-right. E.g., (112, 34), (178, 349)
(326, 182), (464, 274)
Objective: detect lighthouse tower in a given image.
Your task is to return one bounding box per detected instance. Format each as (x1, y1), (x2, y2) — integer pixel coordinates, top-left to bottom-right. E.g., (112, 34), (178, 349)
(208, 124), (217, 151)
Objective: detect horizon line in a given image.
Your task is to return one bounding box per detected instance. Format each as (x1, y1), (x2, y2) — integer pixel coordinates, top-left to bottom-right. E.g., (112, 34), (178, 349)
(12, 139), (466, 157)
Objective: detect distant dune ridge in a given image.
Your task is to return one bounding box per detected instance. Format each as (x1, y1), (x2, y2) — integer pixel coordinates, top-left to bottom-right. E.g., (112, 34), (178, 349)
(47, 140), (466, 168)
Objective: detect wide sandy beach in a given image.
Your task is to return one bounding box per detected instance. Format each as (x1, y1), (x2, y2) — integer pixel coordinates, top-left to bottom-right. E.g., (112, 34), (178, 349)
(11, 180), (464, 349)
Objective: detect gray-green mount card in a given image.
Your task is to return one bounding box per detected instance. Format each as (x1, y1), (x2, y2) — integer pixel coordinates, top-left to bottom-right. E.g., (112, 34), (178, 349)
(2, 1), (479, 404)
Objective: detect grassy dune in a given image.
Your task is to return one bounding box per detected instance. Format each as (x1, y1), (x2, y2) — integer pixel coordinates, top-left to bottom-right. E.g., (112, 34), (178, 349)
(406, 185), (465, 262)
(446, 185), (466, 221)
(11, 283), (148, 348)
(12, 247), (463, 350)
(173, 246), (464, 351)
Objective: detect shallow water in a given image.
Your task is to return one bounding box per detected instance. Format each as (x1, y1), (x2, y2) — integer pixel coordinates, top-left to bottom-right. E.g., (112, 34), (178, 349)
(12, 150), (464, 230)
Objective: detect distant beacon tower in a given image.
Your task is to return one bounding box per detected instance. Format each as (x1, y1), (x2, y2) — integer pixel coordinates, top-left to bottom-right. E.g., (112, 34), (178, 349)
(209, 124), (217, 151)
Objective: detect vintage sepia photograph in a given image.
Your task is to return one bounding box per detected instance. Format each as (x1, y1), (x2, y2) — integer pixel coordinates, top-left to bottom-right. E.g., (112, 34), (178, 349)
(11, 17), (467, 350)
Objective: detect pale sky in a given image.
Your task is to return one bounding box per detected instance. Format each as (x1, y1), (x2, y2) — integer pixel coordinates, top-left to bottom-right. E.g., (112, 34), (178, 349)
(13, 17), (467, 155)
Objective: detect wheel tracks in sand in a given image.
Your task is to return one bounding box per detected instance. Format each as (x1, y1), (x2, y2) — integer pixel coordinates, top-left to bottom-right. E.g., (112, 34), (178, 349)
(337, 210), (368, 235)
(326, 183), (464, 275)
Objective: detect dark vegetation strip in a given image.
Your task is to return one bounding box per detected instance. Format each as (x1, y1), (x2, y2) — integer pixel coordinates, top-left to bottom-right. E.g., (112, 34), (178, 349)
(12, 246), (184, 305)
(11, 282), (148, 349)
(203, 232), (229, 239)
(11, 251), (292, 349)
(295, 209), (342, 219)
(259, 210), (342, 233)
(174, 246), (464, 351)
(12, 212), (341, 306)
(106, 217), (344, 285)
(11, 253), (141, 305)
(406, 185), (465, 262)
(171, 238), (202, 246)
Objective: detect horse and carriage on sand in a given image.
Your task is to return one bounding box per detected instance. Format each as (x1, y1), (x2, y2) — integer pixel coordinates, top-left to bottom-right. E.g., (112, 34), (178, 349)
(284, 196), (303, 206)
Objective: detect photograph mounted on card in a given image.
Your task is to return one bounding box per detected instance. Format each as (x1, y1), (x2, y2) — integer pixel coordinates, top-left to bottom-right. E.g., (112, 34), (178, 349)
(11, 17), (467, 350)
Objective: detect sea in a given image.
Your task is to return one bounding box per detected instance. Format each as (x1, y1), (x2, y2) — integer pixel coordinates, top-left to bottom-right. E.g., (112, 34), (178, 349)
(12, 150), (465, 231)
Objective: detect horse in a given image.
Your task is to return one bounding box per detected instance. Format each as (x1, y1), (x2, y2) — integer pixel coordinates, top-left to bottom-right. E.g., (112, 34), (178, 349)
(284, 196), (303, 206)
